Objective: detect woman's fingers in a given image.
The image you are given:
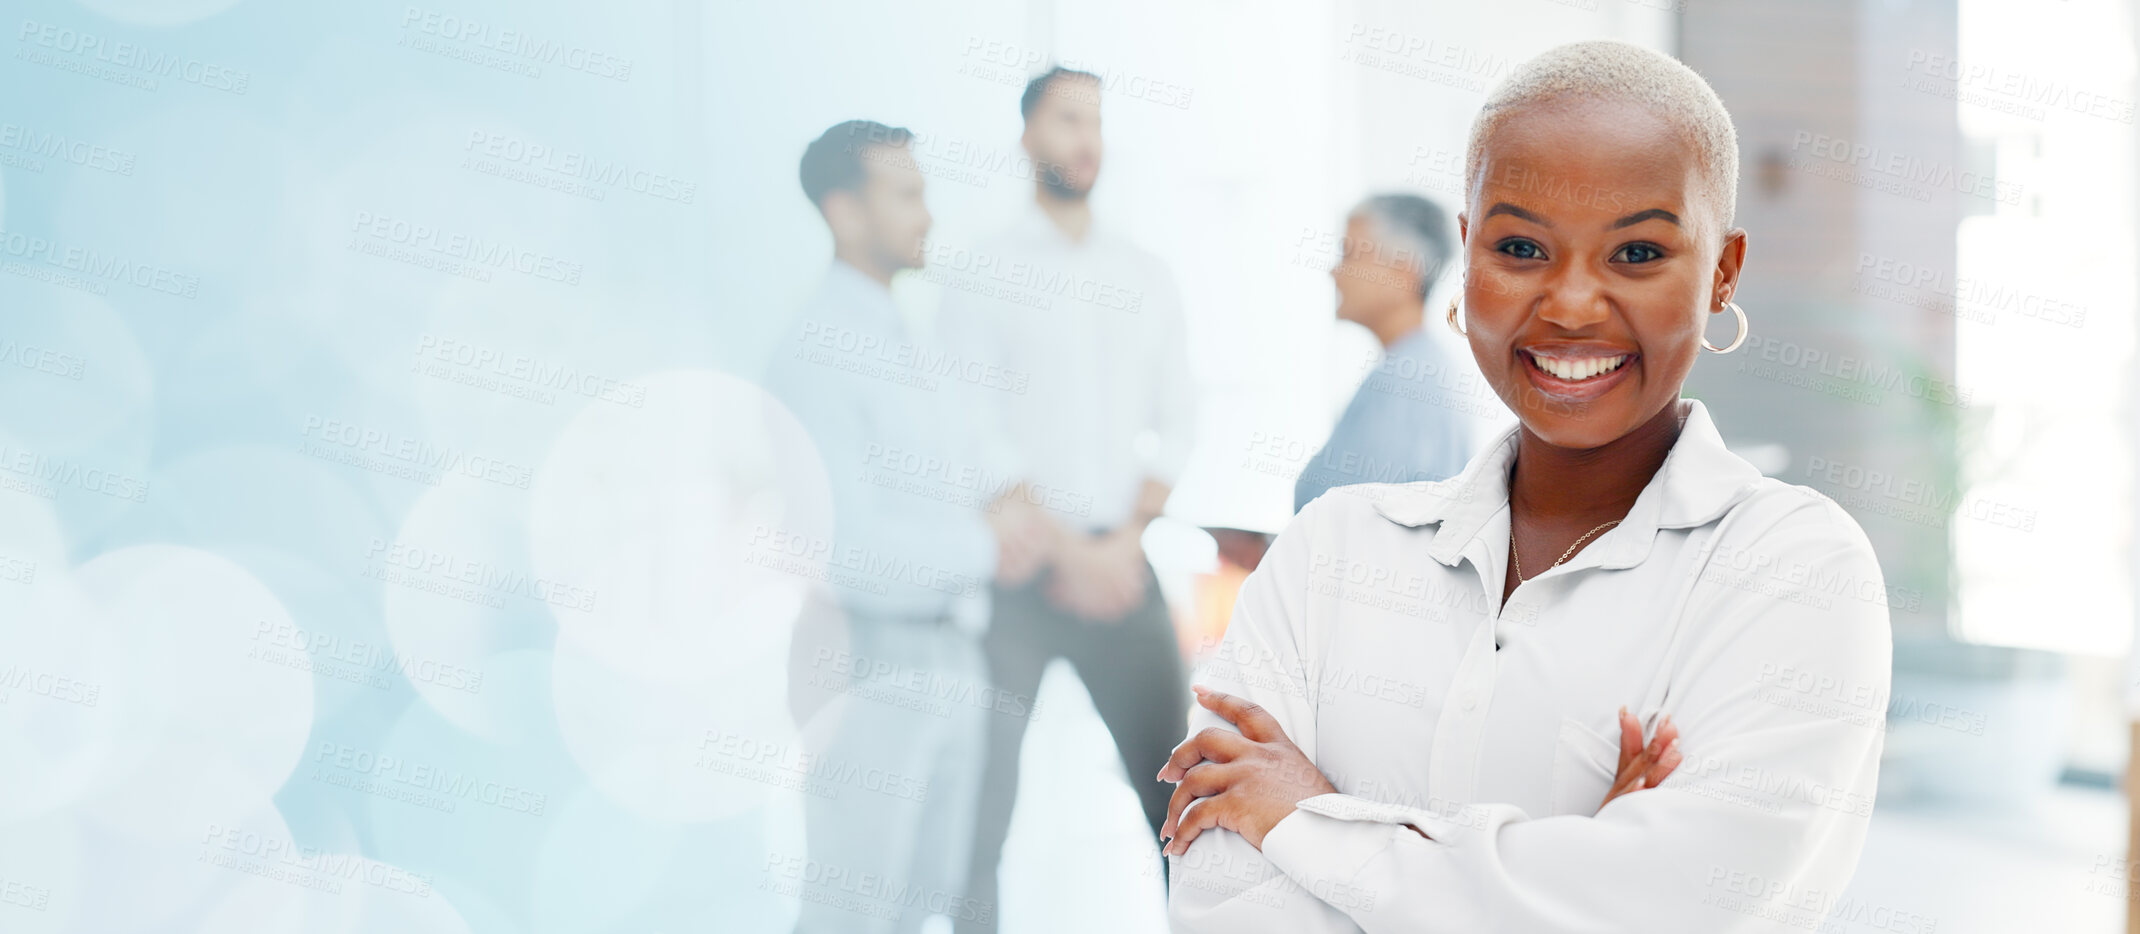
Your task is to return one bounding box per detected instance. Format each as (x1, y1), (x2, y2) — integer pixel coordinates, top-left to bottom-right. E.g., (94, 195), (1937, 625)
(1157, 726), (1248, 782)
(1615, 706), (1641, 777)
(1166, 794), (1226, 856)
(1646, 739), (1682, 788)
(1193, 686), (1287, 743)
(1159, 761), (1230, 841)
(1640, 715), (1677, 787)
(1600, 710), (1685, 810)
(1601, 748), (1651, 808)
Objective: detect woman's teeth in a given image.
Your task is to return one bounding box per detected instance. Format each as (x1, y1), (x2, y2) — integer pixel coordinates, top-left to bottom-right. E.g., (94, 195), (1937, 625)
(1533, 354), (1629, 381)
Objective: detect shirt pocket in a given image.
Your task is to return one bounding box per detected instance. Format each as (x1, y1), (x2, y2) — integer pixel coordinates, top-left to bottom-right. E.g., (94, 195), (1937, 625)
(1548, 716), (1621, 817)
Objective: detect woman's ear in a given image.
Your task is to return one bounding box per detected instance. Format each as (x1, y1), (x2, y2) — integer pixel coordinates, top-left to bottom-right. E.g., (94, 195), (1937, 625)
(1457, 211), (1469, 246)
(1711, 226), (1748, 308)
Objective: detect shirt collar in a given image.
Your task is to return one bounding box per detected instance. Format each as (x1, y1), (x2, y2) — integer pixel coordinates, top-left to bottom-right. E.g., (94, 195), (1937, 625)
(1011, 197), (1101, 251)
(820, 259), (899, 324)
(1362, 398), (1765, 569)
(826, 258), (890, 297)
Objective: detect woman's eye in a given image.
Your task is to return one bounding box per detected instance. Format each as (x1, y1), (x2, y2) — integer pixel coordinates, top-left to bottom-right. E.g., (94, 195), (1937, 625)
(1614, 243), (1664, 263)
(1497, 239), (1544, 260)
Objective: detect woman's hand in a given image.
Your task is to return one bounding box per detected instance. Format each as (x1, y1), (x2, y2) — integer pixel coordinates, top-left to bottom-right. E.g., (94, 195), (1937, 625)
(1156, 685), (1336, 855)
(1601, 706), (1681, 811)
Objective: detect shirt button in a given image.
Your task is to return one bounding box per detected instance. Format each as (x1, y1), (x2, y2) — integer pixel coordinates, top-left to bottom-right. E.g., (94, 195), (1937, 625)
(1460, 691), (1478, 711)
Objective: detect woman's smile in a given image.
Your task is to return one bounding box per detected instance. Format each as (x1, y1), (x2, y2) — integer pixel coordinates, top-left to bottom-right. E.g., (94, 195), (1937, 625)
(1518, 342), (1639, 403)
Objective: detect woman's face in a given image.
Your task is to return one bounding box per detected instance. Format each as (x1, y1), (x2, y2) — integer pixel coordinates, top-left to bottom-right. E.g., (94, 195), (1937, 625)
(1459, 99), (1746, 450)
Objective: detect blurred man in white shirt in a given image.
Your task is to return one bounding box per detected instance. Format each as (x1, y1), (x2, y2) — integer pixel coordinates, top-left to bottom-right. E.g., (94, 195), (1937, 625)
(938, 67), (1198, 933)
(766, 120), (1052, 934)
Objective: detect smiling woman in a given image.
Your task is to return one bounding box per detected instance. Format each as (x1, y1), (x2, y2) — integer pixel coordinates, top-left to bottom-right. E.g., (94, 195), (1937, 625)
(1160, 40), (1893, 932)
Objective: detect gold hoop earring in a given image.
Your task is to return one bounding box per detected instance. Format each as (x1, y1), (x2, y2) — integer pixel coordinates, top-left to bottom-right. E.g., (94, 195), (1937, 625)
(1703, 301), (1749, 353)
(1446, 297), (1467, 337)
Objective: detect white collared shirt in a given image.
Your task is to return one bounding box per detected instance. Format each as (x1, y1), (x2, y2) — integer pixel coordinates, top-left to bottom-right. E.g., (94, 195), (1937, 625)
(934, 204), (1196, 531)
(1167, 398), (1894, 933)
(762, 261), (1003, 633)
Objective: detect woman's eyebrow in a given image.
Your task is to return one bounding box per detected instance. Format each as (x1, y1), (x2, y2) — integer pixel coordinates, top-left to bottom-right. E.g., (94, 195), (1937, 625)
(1484, 202), (1548, 225)
(1611, 208), (1680, 229)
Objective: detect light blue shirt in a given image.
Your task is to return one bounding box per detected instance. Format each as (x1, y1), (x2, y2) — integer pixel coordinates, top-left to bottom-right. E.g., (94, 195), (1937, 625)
(1293, 326), (1474, 513)
(762, 261), (1003, 631)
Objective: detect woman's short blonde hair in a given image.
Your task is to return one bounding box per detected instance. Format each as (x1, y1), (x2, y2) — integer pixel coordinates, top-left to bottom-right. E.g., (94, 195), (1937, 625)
(1463, 39), (1740, 234)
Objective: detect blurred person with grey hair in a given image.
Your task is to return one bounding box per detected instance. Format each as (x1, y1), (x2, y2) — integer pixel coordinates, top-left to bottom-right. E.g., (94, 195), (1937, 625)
(1159, 40), (1890, 932)
(939, 65), (1198, 933)
(765, 119), (1054, 934)
(1293, 193), (1476, 513)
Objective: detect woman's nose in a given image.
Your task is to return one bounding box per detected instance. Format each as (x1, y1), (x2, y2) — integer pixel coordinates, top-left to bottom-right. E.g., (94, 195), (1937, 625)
(1537, 268), (1613, 330)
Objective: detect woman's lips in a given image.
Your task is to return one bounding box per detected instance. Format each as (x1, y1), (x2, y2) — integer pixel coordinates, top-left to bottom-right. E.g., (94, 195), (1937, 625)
(1519, 348), (1637, 403)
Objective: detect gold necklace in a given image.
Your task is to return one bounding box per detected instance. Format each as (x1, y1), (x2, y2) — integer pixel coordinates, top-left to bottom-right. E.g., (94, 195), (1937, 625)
(1512, 519), (1622, 584)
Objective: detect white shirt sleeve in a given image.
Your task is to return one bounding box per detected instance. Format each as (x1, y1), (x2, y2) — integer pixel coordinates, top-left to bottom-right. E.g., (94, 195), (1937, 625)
(1167, 496), (1362, 932)
(1172, 493), (1893, 933)
(764, 350), (999, 625)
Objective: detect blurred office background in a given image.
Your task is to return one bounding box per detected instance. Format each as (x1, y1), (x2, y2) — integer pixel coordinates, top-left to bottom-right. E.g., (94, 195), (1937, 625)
(0, 0), (2134, 931)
